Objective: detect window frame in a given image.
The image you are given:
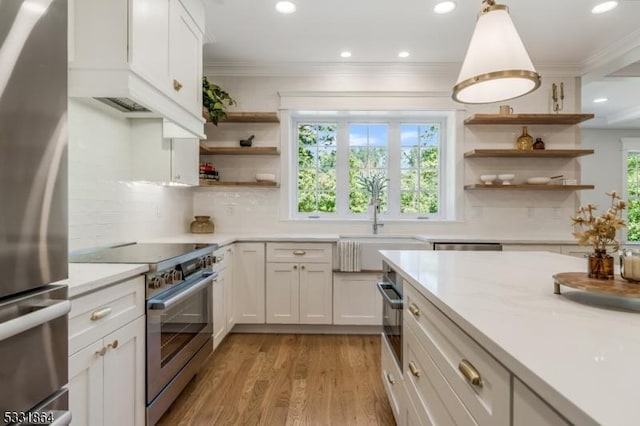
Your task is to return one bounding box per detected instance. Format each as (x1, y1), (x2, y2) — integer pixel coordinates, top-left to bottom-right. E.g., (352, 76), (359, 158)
(291, 113), (448, 221)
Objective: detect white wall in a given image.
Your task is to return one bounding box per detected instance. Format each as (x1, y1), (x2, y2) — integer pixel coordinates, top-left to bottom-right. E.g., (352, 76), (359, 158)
(195, 74), (585, 239)
(68, 100), (193, 251)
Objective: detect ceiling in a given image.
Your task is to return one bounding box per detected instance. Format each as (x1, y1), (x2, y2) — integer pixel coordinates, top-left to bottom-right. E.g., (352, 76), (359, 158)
(203, 0), (640, 129)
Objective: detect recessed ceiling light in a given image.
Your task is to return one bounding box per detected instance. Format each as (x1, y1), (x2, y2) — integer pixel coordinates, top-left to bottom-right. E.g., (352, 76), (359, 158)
(398, 51), (410, 58)
(593, 97), (609, 103)
(340, 51), (352, 58)
(591, 1), (618, 14)
(434, 1), (456, 14)
(275, 1), (296, 14)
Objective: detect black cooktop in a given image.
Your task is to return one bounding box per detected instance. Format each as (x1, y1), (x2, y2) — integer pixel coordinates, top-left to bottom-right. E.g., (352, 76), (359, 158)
(69, 243), (216, 265)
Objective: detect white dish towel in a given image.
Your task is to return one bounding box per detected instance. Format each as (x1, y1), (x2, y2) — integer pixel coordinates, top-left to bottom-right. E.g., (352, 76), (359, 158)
(338, 240), (361, 272)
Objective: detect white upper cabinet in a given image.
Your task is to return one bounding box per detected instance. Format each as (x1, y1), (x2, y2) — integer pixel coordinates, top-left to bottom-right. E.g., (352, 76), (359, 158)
(69, 0), (205, 138)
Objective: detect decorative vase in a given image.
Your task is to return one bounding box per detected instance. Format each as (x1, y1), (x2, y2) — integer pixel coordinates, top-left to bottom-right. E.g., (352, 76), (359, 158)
(190, 216), (214, 234)
(533, 137), (545, 150)
(515, 126), (533, 150)
(588, 250), (614, 280)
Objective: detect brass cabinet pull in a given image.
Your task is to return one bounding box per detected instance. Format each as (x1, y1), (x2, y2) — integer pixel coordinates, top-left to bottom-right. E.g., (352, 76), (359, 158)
(458, 359), (483, 388)
(409, 361), (421, 377)
(293, 250), (306, 256)
(409, 303), (420, 317)
(95, 347), (107, 357)
(90, 307), (112, 321)
(173, 79), (183, 91)
(386, 372), (396, 385)
(108, 339), (119, 350)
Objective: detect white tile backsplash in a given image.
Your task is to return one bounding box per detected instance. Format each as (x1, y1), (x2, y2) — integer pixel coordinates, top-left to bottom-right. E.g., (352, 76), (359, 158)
(68, 100), (193, 251)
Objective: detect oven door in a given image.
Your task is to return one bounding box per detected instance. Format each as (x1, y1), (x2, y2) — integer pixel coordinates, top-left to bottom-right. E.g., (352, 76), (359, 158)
(377, 281), (403, 368)
(146, 272), (215, 403)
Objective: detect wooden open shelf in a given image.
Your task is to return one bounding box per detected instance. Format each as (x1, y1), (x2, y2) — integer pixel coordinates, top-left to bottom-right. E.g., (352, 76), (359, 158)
(218, 112), (279, 123)
(199, 180), (279, 188)
(464, 149), (594, 158)
(199, 145), (280, 155)
(464, 113), (595, 125)
(465, 184), (595, 191)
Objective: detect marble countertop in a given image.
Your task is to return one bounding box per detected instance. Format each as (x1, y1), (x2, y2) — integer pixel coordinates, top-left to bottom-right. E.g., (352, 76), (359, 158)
(55, 263), (149, 298)
(380, 250), (640, 426)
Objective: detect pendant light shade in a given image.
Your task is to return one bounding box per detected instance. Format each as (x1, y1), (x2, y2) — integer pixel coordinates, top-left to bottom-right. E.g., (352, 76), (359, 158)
(452, 1), (541, 104)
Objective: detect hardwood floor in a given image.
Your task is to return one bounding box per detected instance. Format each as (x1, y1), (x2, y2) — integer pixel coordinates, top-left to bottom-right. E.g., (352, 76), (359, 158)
(157, 334), (396, 426)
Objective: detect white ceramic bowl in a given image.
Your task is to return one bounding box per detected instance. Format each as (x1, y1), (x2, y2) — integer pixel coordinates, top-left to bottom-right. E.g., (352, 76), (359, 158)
(480, 174), (497, 184)
(498, 174), (515, 185)
(526, 177), (551, 185)
(255, 173), (276, 182)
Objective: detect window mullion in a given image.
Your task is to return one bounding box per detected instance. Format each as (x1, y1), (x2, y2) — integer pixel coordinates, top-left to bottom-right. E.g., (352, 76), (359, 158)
(388, 121), (401, 218)
(336, 119), (350, 217)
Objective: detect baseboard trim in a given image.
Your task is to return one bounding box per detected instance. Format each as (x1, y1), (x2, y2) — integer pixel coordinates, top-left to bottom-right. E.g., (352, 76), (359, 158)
(230, 324), (382, 335)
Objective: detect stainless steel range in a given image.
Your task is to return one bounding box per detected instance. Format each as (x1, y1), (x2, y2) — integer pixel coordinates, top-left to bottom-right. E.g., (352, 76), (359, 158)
(70, 242), (218, 425)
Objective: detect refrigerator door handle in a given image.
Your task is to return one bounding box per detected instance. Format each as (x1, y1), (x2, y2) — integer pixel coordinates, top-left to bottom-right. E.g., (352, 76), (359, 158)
(0, 299), (70, 341)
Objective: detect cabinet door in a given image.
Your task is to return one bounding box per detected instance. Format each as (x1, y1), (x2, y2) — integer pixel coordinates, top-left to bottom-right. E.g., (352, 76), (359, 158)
(225, 246), (235, 330)
(169, 0), (202, 115)
(299, 263), (332, 324)
(69, 340), (105, 426)
(130, 0), (170, 90)
(171, 138), (199, 186)
(333, 273), (382, 325)
(513, 378), (570, 426)
(103, 316), (146, 426)
(234, 243), (266, 324)
(266, 263), (299, 324)
(212, 273), (227, 349)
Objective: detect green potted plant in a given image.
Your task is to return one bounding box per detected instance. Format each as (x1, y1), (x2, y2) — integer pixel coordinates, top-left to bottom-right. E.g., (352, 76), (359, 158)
(202, 77), (236, 125)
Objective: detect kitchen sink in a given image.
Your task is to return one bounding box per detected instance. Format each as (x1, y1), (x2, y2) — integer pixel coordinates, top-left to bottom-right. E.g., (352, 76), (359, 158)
(338, 235), (430, 270)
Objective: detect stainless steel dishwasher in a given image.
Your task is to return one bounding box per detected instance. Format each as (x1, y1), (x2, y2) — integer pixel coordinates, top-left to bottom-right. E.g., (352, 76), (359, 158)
(433, 242), (503, 251)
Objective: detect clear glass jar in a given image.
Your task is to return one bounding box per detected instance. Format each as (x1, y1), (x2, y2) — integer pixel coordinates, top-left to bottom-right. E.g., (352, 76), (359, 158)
(620, 249), (640, 282)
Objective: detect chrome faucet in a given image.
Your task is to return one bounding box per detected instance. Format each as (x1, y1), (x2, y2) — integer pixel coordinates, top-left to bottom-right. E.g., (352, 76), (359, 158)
(372, 200), (384, 234)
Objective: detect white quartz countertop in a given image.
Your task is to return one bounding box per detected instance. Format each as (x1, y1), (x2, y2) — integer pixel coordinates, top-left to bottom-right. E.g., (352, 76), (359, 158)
(57, 263), (149, 298)
(380, 250), (640, 426)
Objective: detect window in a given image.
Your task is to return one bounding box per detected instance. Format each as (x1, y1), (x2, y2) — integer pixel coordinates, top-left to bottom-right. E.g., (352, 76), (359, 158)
(627, 151), (640, 241)
(293, 113), (447, 220)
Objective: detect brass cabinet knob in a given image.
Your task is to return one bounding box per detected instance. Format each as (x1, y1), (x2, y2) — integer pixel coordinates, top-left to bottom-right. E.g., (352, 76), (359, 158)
(108, 339), (119, 350)
(386, 372), (396, 385)
(95, 347), (107, 357)
(409, 361), (421, 377)
(173, 79), (183, 91)
(301, 265), (305, 270)
(409, 303), (420, 317)
(458, 359), (483, 388)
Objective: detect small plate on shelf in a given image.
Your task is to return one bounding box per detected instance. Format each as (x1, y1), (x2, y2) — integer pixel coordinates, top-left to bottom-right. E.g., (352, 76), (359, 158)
(526, 177), (551, 185)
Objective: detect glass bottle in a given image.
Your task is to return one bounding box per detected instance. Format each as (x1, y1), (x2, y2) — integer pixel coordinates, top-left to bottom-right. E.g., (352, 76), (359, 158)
(533, 137), (545, 150)
(516, 126), (533, 150)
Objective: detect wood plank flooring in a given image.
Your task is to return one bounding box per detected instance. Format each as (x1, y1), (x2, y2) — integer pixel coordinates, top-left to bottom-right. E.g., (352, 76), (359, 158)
(157, 334), (396, 426)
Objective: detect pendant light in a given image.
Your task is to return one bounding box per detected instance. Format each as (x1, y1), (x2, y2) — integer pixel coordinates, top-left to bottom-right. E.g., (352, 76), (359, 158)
(452, 0), (541, 104)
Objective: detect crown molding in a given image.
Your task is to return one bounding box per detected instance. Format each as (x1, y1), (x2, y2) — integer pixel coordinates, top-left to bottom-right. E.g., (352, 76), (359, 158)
(581, 27), (640, 83)
(204, 60), (582, 78)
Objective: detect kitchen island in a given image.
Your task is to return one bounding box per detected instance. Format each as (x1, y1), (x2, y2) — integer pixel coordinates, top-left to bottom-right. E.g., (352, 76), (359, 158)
(380, 250), (640, 426)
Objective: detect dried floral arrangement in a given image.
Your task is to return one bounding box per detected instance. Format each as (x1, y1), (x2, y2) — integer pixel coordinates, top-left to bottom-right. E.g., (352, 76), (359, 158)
(571, 191), (627, 254)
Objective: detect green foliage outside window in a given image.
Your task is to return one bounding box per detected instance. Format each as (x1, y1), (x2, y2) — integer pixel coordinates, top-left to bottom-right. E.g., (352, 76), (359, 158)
(298, 124), (337, 213)
(627, 153), (640, 241)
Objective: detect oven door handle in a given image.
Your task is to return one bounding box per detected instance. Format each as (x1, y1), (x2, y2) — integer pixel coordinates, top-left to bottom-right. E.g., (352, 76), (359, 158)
(377, 282), (403, 309)
(148, 272), (217, 311)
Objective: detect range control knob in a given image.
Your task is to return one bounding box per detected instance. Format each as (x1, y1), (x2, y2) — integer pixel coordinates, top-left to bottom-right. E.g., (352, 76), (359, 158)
(196, 258), (204, 269)
(205, 256), (214, 267)
(162, 271), (174, 285)
(172, 269), (183, 283)
(148, 276), (162, 289)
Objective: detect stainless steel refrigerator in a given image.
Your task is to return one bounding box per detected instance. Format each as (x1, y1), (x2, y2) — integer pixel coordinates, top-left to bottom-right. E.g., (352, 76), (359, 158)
(0, 0), (71, 424)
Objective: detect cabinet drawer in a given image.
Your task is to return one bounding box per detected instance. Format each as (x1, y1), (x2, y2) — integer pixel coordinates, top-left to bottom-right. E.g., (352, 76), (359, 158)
(69, 277), (145, 355)
(381, 333), (404, 423)
(405, 322), (477, 426)
(266, 243), (332, 263)
(405, 285), (510, 426)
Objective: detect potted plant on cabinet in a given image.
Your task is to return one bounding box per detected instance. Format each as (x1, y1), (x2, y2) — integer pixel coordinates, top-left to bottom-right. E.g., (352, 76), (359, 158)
(202, 77), (236, 125)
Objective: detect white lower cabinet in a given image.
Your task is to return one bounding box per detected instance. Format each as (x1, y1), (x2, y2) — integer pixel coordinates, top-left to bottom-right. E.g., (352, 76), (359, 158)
(265, 243), (332, 325)
(212, 270), (226, 349)
(513, 379), (569, 426)
(234, 243), (266, 324)
(213, 245), (235, 349)
(224, 245), (236, 330)
(68, 277), (146, 426)
(333, 272), (382, 325)
(381, 334), (405, 425)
